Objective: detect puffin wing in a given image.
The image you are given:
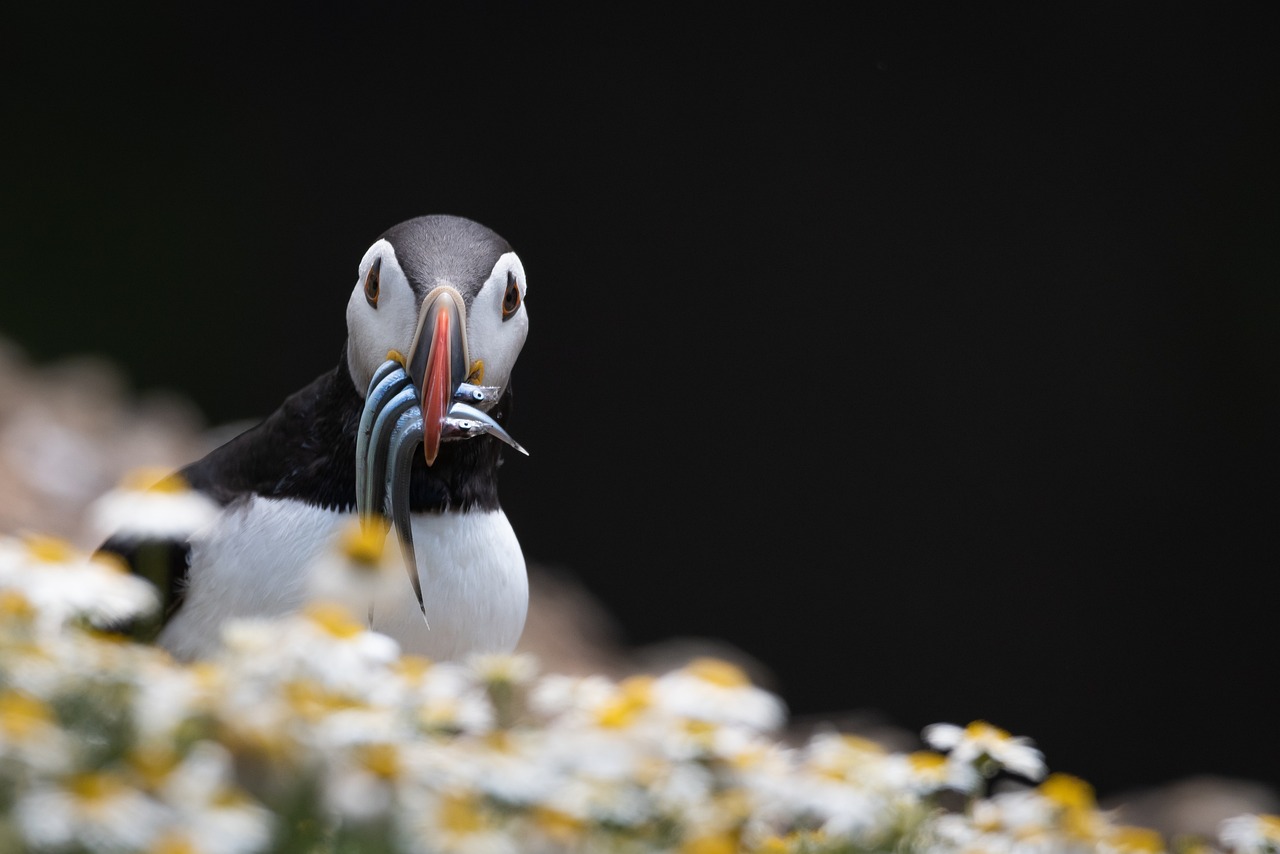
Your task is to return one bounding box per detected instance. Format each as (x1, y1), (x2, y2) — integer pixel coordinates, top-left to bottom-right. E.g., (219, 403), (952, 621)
(95, 366), (360, 640)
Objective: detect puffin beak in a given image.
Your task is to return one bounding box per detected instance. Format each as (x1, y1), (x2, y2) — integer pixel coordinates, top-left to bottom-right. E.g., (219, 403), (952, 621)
(405, 286), (469, 466)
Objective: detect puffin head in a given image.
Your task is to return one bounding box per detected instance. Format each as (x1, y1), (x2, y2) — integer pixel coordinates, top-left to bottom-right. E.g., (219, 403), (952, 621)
(345, 215), (530, 464)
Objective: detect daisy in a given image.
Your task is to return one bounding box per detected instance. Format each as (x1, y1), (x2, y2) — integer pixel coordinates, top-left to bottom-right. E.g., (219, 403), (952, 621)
(1220, 813), (1280, 853)
(155, 742), (275, 854)
(220, 603), (400, 696)
(404, 661), (494, 736)
(651, 657), (786, 732)
(0, 533), (158, 633)
(0, 688), (73, 774)
(468, 651), (539, 688)
(922, 720), (1047, 781)
(398, 785), (520, 854)
(307, 518), (406, 623)
(885, 749), (983, 795)
(15, 770), (169, 852)
(85, 467), (219, 544)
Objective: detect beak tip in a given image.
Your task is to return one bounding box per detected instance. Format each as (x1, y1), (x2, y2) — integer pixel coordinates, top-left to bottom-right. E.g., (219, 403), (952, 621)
(422, 435), (442, 468)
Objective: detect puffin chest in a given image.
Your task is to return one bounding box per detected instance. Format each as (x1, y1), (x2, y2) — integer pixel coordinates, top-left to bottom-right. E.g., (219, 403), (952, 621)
(159, 496), (526, 662)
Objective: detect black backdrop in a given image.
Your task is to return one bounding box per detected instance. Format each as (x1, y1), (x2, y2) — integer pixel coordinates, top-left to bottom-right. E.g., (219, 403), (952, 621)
(4, 4), (1277, 798)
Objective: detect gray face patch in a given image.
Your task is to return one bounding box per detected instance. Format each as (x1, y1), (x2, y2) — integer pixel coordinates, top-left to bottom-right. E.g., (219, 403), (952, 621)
(379, 215), (513, 304)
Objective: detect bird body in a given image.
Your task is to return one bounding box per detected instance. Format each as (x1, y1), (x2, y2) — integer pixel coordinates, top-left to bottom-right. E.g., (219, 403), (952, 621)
(156, 496), (526, 662)
(99, 215), (531, 662)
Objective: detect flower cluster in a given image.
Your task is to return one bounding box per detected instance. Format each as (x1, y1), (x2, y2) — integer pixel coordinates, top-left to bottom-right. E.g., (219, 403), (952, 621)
(0, 530), (1273, 854)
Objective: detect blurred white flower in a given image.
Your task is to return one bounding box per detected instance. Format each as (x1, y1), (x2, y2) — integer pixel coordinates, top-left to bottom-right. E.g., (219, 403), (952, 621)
(0, 520), (1181, 854)
(0, 533), (158, 632)
(0, 688), (73, 775)
(885, 749), (983, 795)
(86, 467), (220, 543)
(324, 741), (402, 821)
(536, 725), (648, 784)
(526, 672), (614, 722)
(130, 657), (224, 749)
(155, 741), (275, 854)
(923, 720), (1047, 781)
(1220, 813), (1280, 853)
(969, 787), (1055, 837)
(651, 657), (786, 732)
(458, 735), (562, 807)
(402, 660), (494, 735)
(468, 651), (539, 687)
(307, 518), (406, 623)
(15, 771), (170, 852)
(399, 786), (520, 854)
(804, 731), (894, 786)
(220, 603), (400, 694)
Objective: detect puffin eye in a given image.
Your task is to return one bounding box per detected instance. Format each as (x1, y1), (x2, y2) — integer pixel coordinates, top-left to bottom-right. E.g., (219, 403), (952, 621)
(502, 270), (521, 320)
(364, 258), (382, 308)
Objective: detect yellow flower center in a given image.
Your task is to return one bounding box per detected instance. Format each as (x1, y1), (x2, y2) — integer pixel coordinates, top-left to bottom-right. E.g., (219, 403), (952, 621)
(119, 466), (191, 493)
(150, 833), (198, 854)
(0, 691), (52, 737)
(93, 551), (131, 575)
(532, 807), (583, 842)
(964, 719), (1012, 742)
(484, 731), (514, 753)
(304, 602), (364, 638)
(191, 662), (223, 690)
(128, 745), (180, 789)
(908, 750), (947, 774)
(439, 793), (486, 835)
(686, 657), (750, 688)
(681, 832), (738, 854)
(684, 719), (717, 739)
(596, 675), (653, 729)
(420, 698), (461, 729)
(212, 787), (252, 808)
(339, 521), (388, 567)
(67, 772), (125, 803)
(284, 679), (363, 718)
(1040, 772), (1096, 810)
(23, 534), (76, 563)
(1105, 826), (1166, 852)
(394, 655), (434, 681)
(351, 744), (398, 780)
(756, 835), (791, 854)
(0, 590), (35, 620)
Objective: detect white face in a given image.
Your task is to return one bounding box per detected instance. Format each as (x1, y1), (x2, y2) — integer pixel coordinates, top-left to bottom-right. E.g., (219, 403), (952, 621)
(345, 239), (530, 403)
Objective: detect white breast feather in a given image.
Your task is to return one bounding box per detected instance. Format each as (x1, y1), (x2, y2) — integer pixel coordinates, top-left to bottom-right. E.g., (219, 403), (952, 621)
(158, 497), (527, 663)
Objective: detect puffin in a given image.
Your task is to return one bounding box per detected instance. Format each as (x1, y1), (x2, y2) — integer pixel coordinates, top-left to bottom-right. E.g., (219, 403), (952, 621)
(98, 214), (532, 662)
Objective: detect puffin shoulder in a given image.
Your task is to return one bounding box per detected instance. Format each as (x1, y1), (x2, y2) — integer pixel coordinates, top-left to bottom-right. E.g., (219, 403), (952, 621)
(181, 365), (361, 510)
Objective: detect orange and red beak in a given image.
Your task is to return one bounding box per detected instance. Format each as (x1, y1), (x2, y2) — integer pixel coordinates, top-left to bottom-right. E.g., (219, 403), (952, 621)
(405, 286), (469, 466)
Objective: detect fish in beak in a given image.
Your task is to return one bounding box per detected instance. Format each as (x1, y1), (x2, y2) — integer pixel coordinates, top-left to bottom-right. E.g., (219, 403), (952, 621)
(354, 286), (528, 618)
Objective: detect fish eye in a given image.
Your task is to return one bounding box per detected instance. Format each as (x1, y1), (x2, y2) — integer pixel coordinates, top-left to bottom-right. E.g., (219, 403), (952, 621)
(365, 258), (382, 308)
(502, 270), (521, 320)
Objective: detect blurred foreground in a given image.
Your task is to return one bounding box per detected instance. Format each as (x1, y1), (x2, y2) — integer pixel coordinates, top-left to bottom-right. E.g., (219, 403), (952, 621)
(0, 338), (1275, 850)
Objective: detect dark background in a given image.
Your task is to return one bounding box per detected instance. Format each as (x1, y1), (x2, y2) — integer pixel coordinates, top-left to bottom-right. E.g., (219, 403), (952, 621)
(3, 4), (1276, 798)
